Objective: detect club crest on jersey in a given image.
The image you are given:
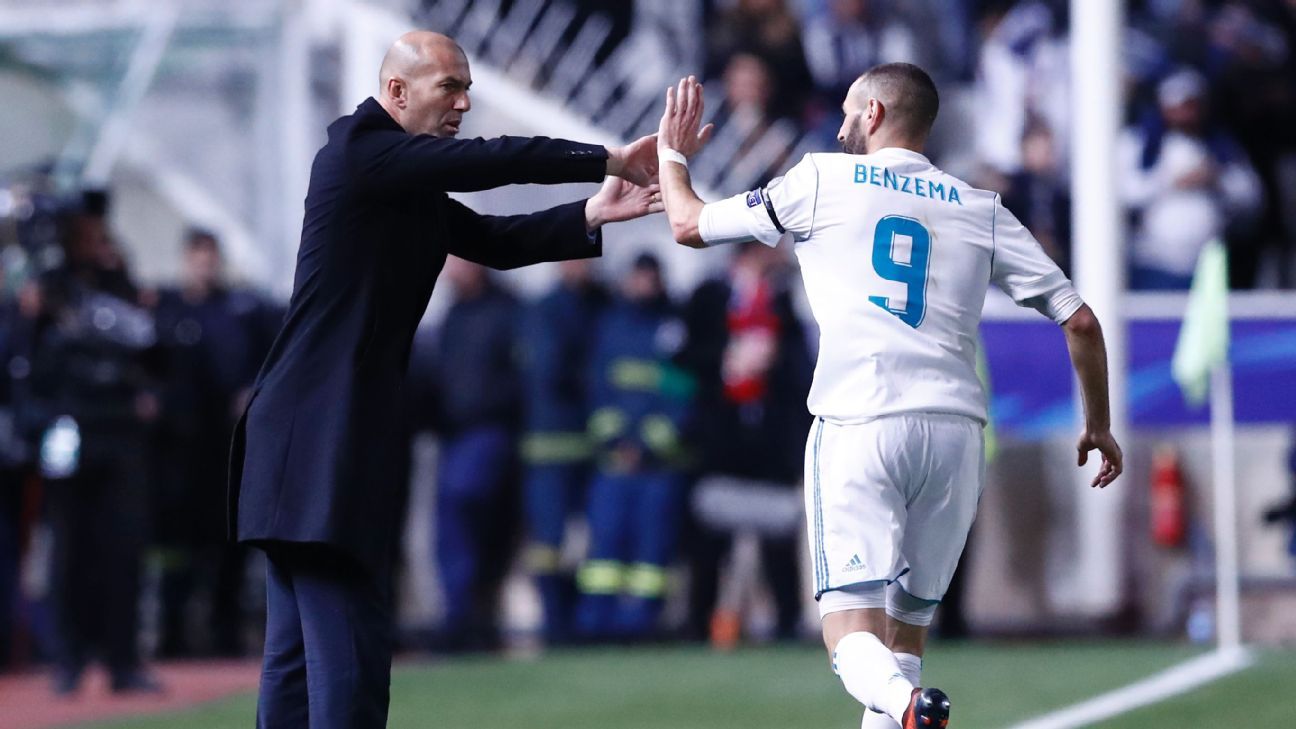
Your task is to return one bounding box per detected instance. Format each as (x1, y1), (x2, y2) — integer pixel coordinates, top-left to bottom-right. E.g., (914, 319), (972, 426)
(745, 189), (763, 208)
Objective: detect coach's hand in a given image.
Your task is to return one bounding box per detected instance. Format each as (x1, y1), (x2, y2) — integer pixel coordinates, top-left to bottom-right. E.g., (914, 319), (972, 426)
(585, 177), (664, 230)
(1077, 429), (1123, 488)
(606, 134), (660, 186)
(658, 75), (715, 158)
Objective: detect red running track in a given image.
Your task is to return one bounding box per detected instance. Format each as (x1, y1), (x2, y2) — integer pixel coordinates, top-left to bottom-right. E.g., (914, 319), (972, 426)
(0, 661), (261, 729)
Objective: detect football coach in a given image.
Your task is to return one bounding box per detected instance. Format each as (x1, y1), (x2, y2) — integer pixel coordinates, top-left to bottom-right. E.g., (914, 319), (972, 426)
(229, 31), (662, 728)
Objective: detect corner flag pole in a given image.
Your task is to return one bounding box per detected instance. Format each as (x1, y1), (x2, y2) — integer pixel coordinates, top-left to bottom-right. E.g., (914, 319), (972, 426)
(1171, 240), (1239, 653)
(1210, 345), (1241, 652)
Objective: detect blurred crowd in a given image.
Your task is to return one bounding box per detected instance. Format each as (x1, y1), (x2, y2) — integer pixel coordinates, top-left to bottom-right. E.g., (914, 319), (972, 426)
(399, 244), (816, 651)
(695, 0), (1296, 287)
(0, 185), (835, 689)
(0, 190), (283, 690)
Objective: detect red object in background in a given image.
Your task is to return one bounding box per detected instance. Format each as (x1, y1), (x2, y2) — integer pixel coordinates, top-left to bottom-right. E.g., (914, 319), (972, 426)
(723, 280), (780, 404)
(1151, 445), (1187, 548)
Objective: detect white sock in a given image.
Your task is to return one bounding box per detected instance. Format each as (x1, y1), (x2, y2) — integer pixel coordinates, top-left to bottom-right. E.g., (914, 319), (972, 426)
(859, 710), (899, 729)
(895, 652), (922, 687)
(832, 632), (915, 724)
(856, 652), (922, 728)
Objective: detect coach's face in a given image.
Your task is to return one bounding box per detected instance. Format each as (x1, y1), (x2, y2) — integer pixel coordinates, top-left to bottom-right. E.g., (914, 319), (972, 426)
(405, 45), (472, 137)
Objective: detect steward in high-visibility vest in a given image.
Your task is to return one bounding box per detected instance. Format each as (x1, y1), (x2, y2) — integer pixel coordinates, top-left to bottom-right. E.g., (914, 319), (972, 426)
(575, 254), (695, 640)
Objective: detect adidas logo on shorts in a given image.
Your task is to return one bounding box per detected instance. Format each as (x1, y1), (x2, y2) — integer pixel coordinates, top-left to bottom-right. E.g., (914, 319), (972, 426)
(843, 554), (866, 573)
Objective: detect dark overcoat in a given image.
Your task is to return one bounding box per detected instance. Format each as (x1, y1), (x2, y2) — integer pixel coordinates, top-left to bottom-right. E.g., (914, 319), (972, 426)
(229, 97), (608, 572)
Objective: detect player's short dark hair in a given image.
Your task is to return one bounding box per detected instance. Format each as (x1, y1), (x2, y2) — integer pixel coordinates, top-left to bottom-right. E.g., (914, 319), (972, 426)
(857, 62), (940, 139)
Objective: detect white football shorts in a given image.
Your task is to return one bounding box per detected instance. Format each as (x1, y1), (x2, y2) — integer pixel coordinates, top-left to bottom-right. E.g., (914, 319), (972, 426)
(804, 413), (986, 604)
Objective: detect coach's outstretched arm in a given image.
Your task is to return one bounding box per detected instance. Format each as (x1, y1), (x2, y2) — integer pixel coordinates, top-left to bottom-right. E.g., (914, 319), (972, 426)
(1062, 304), (1123, 488)
(657, 76), (716, 248)
(362, 30), (661, 193)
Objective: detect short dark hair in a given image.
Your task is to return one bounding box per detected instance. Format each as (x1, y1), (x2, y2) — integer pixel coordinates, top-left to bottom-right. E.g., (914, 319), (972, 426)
(857, 62), (940, 139)
(631, 251), (661, 274)
(185, 227), (221, 254)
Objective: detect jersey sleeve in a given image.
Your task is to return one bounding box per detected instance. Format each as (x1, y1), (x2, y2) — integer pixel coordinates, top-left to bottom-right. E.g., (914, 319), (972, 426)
(990, 195), (1084, 324)
(697, 153), (820, 247)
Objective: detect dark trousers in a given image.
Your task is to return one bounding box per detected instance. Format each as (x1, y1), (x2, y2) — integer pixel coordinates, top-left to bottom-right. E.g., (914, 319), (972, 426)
(522, 462), (585, 642)
(257, 543), (392, 729)
(576, 470), (683, 639)
(47, 448), (147, 678)
(435, 426), (516, 643)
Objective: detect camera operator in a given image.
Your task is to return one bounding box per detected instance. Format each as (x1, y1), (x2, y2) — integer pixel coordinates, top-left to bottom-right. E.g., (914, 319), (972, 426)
(16, 190), (162, 694)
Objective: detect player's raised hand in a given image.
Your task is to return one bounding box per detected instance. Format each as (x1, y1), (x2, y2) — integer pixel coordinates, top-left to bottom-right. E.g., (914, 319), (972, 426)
(659, 75), (715, 158)
(1077, 429), (1123, 488)
(585, 177), (663, 229)
(606, 134), (659, 187)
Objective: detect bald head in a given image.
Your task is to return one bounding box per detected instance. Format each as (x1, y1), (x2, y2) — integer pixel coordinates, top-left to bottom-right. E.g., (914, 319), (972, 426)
(377, 31), (472, 137)
(379, 32), (461, 89)
(844, 62), (938, 143)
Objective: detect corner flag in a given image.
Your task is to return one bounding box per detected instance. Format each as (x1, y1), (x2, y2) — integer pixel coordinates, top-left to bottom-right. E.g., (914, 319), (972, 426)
(1171, 241), (1229, 407)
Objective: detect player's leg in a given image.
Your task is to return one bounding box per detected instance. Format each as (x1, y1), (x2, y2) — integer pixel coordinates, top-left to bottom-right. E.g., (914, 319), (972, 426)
(849, 587), (939, 728)
(821, 589), (917, 724)
(807, 417), (926, 725)
(893, 414), (984, 638)
(882, 415), (987, 728)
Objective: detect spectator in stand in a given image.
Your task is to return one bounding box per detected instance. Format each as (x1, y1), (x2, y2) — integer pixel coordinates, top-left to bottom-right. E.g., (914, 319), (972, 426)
(151, 229), (277, 658)
(973, 1), (1070, 187)
(803, 0), (920, 104)
(706, 0), (814, 119)
(1001, 119), (1071, 270)
(679, 241), (812, 643)
(17, 191), (161, 694)
(428, 257), (522, 652)
(721, 53), (776, 138)
(707, 53), (797, 190)
(518, 259), (610, 645)
(1118, 68), (1263, 290)
(575, 253), (694, 641)
(1205, 2), (1296, 287)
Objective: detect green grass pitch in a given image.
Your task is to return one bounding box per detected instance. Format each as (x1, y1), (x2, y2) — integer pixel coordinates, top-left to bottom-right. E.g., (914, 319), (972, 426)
(82, 641), (1296, 728)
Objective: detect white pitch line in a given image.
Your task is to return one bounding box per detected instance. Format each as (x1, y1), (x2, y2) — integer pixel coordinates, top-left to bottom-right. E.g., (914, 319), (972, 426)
(1005, 647), (1254, 729)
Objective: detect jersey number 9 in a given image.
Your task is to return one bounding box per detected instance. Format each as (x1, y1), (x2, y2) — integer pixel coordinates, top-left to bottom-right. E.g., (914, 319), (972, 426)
(868, 215), (931, 329)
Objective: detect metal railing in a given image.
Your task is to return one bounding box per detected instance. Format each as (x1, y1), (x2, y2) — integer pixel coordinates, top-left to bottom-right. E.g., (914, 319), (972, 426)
(415, 0), (811, 193)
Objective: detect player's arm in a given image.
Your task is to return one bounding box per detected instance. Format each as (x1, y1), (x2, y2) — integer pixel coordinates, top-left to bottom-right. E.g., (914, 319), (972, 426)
(989, 196), (1122, 487)
(657, 76), (715, 248)
(657, 76), (816, 249)
(660, 154), (707, 248)
(1061, 305), (1123, 488)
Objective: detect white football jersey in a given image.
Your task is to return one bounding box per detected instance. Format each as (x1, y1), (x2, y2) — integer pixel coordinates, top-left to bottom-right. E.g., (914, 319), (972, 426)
(698, 147), (1082, 424)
